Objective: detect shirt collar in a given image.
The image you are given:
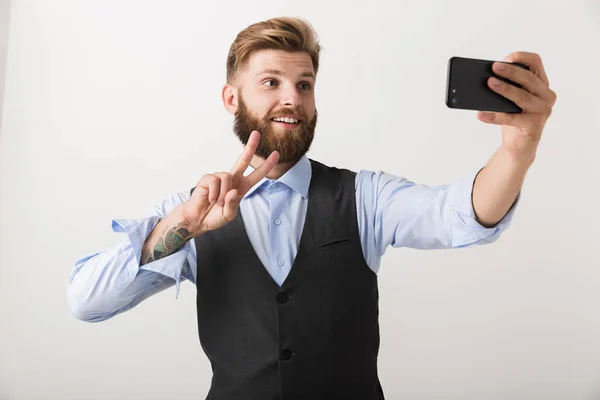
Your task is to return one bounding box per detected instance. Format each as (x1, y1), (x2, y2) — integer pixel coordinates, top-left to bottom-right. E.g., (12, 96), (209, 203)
(243, 154), (311, 199)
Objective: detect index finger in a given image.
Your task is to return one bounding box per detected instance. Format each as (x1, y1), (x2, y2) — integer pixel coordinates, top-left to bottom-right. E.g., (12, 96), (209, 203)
(230, 130), (260, 175)
(504, 51), (549, 87)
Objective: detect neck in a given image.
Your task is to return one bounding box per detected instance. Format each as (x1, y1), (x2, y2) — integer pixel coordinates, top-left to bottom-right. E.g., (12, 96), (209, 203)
(251, 155), (297, 179)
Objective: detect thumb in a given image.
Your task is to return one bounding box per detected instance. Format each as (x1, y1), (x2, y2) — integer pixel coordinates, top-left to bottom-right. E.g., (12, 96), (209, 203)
(222, 189), (240, 223)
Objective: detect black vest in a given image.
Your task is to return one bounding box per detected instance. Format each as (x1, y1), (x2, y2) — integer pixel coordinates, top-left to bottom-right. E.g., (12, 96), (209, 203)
(192, 159), (384, 400)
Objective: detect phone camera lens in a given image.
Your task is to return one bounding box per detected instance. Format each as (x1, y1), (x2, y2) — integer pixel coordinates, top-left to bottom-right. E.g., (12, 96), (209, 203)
(451, 98), (457, 104)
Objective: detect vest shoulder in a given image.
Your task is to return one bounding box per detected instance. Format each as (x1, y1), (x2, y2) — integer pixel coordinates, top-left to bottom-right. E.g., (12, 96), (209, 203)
(308, 158), (357, 176)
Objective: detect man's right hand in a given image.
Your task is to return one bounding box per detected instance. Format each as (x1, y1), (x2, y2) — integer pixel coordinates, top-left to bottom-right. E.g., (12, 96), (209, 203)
(182, 130), (279, 236)
(140, 130), (278, 266)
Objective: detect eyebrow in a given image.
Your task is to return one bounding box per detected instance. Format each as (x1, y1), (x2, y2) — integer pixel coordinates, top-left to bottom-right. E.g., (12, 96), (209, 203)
(255, 69), (315, 80)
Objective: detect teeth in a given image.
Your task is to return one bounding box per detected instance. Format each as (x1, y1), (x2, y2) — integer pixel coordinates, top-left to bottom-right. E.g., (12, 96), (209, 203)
(273, 117), (299, 124)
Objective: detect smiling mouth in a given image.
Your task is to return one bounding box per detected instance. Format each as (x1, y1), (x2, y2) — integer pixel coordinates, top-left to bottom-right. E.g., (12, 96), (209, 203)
(270, 117), (302, 125)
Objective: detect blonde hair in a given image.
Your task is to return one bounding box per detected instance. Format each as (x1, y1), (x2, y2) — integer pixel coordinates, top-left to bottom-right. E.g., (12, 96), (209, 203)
(226, 17), (321, 84)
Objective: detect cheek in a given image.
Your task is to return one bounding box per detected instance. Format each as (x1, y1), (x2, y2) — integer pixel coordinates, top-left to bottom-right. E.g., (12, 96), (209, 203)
(304, 95), (316, 112)
(248, 94), (277, 117)
(305, 104), (316, 120)
(248, 106), (270, 121)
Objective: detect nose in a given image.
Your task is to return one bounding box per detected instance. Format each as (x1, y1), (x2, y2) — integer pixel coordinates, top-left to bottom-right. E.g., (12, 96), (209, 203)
(280, 84), (302, 108)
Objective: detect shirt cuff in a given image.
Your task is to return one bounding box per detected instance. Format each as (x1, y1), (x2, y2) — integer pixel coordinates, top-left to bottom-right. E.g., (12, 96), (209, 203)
(449, 168), (520, 248)
(111, 216), (190, 297)
(112, 216), (161, 267)
(140, 248), (191, 299)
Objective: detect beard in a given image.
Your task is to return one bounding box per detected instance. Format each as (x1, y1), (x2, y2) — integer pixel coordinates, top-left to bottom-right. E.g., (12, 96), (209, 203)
(233, 96), (318, 164)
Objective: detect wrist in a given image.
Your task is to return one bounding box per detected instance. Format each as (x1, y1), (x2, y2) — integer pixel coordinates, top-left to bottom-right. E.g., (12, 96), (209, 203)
(178, 203), (206, 239)
(498, 144), (537, 169)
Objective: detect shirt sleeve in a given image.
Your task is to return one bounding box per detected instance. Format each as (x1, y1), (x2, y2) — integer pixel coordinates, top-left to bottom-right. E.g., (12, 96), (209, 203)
(355, 167), (519, 267)
(67, 191), (196, 322)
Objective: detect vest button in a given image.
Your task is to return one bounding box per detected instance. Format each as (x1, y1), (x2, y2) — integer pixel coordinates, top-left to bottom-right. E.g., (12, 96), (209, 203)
(276, 293), (288, 303)
(280, 349), (293, 361)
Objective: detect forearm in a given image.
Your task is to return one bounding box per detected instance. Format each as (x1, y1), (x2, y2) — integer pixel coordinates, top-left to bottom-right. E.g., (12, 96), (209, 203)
(472, 146), (534, 228)
(141, 203), (200, 265)
(68, 246), (177, 322)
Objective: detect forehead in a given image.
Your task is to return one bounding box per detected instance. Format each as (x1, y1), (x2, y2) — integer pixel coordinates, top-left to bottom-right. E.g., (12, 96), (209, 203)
(241, 49), (315, 79)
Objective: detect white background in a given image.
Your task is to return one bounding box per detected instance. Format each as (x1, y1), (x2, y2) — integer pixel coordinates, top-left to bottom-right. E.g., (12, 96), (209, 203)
(1, 1), (599, 399)
(0, 0), (10, 141)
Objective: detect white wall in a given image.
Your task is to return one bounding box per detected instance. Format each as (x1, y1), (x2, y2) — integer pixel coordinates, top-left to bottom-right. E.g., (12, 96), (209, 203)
(0, 0), (10, 143)
(1, 1), (599, 399)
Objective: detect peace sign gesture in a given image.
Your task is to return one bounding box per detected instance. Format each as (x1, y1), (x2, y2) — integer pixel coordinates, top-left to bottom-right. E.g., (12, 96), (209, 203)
(182, 131), (279, 236)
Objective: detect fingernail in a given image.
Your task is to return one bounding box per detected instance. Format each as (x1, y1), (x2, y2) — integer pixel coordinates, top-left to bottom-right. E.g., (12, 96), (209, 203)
(490, 77), (501, 86)
(495, 62), (506, 71)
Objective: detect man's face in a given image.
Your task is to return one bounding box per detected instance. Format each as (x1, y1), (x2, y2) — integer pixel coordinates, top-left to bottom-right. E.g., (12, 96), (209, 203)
(230, 49), (318, 164)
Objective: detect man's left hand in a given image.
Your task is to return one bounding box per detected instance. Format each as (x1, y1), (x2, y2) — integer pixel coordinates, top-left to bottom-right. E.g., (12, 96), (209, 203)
(477, 51), (557, 163)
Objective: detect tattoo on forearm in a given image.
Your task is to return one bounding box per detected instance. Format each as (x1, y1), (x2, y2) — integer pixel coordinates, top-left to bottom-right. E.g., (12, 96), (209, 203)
(144, 225), (191, 264)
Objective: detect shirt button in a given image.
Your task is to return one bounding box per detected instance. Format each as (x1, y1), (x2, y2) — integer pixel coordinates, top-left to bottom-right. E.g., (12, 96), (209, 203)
(277, 259), (285, 266)
(274, 218), (281, 225)
(276, 293), (288, 303)
(280, 349), (293, 361)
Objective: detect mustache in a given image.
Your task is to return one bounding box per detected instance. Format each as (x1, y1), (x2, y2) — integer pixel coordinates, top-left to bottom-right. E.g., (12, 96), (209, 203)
(267, 108), (306, 120)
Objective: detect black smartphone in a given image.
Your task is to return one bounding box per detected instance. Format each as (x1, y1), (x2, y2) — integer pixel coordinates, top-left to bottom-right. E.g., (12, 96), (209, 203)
(446, 56), (529, 113)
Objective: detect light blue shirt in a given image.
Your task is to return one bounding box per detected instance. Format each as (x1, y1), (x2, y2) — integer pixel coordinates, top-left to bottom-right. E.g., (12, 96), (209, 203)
(67, 155), (518, 322)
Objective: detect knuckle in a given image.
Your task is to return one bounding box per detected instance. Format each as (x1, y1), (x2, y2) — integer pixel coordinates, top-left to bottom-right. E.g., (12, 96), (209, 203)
(520, 89), (531, 103)
(221, 172), (233, 184)
(201, 174), (216, 184)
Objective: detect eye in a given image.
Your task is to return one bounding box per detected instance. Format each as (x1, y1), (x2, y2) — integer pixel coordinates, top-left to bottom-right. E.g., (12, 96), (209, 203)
(263, 79), (278, 87)
(298, 82), (312, 91)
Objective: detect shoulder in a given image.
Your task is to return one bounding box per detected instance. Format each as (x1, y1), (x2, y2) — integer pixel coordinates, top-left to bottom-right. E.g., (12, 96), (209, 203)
(308, 158), (412, 190)
(308, 157), (357, 178)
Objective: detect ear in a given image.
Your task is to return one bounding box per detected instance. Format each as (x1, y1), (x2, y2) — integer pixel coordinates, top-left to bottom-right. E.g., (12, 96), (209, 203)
(222, 84), (238, 116)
